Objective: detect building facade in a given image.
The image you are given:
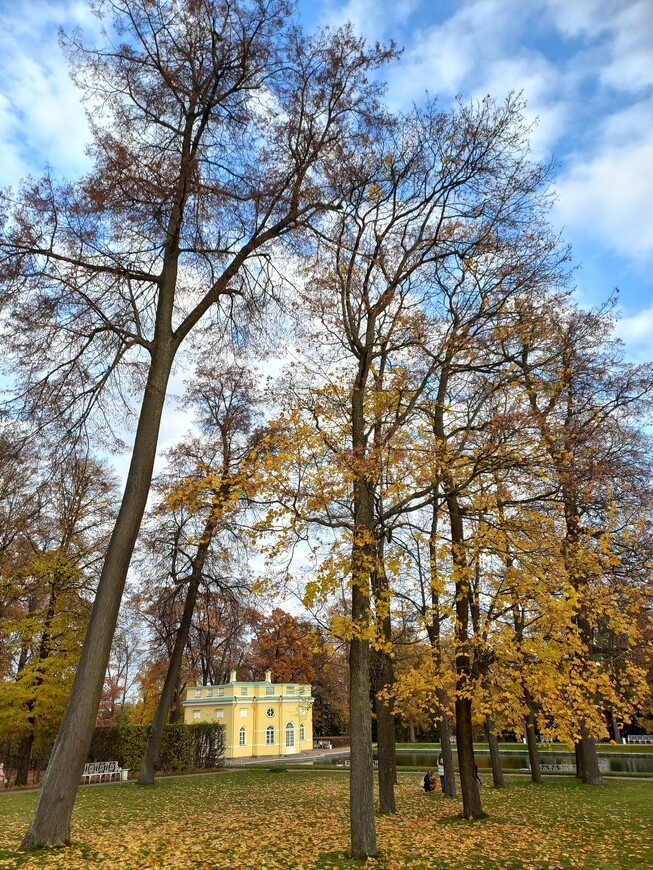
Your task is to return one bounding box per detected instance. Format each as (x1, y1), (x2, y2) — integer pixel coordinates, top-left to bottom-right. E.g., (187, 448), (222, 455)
(182, 669), (313, 759)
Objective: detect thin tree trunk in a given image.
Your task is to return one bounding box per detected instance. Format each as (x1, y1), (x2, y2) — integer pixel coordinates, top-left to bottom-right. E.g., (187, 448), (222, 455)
(428, 501), (456, 799)
(524, 705), (542, 784)
(138, 576), (201, 784)
(22, 347), (174, 848)
(408, 715), (417, 744)
(484, 715), (504, 788)
(138, 495), (224, 784)
(438, 693), (456, 798)
(433, 363), (483, 819)
(608, 708), (622, 744)
(371, 540), (396, 813)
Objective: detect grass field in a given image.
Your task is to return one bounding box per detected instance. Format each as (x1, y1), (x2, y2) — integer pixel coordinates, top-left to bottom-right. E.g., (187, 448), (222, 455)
(1, 770), (652, 869)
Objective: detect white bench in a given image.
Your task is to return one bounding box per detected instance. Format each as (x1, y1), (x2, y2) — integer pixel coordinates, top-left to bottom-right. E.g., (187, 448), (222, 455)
(626, 735), (653, 744)
(313, 740), (332, 750)
(81, 761), (125, 783)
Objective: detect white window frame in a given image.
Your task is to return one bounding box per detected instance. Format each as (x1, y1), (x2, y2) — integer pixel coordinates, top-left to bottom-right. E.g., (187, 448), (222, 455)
(239, 726), (247, 746)
(285, 722), (295, 748)
(300, 723), (305, 741)
(266, 725), (275, 745)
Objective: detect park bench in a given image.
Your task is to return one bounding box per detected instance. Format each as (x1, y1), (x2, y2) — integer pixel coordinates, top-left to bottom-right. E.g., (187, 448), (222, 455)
(313, 740), (332, 750)
(81, 761), (126, 783)
(626, 735), (653, 744)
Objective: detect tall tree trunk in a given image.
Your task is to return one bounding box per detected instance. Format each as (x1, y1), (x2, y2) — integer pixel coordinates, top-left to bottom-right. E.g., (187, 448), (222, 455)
(433, 363), (483, 818)
(371, 539), (396, 813)
(449, 512), (482, 818)
(349, 590), (377, 858)
(348, 349), (378, 858)
(524, 704), (542, 784)
(374, 648), (396, 813)
(484, 715), (504, 788)
(428, 501), (456, 798)
(22, 346), (174, 848)
(437, 692), (457, 798)
(577, 723), (604, 785)
(455, 697), (482, 817)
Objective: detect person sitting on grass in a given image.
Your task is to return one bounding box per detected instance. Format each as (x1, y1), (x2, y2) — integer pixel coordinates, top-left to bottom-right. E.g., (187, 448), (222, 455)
(423, 770), (436, 792)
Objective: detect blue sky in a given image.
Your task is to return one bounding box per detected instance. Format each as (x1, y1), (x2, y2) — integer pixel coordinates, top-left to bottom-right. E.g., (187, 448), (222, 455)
(1, 0), (652, 363)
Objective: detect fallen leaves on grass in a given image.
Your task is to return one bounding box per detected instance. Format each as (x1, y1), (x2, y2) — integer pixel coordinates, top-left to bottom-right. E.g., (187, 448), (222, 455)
(0, 772), (651, 869)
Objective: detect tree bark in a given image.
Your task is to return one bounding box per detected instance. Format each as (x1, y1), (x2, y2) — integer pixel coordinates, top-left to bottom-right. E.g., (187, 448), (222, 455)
(374, 646), (397, 813)
(349, 600), (377, 858)
(438, 693), (457, 798)
(22, 346), (174, 848)
(371, 540), (396, 814)
(577, 723), (604, 785)
(455, 697), (482, 817)
(484, 715), (504, 788)
(524, 706), (542, 784)
(608, 707), (622, 744)
(574, 741), (583, 780)
(14, 733), (34, 787)
(408, 715), (417, 744)
(347, 338), (378, 858)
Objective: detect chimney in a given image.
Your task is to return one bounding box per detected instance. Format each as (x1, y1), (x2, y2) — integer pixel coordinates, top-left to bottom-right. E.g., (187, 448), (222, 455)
(229, 669), (237, 683)
(265, 669), (272, 683)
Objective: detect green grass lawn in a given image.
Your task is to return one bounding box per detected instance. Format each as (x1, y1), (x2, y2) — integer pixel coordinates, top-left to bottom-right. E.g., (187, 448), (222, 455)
(1, 771), (651, 869)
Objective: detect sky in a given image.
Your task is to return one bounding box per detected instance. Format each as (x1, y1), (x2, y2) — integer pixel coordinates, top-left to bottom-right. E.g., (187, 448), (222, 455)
(0, 0), (652, 418)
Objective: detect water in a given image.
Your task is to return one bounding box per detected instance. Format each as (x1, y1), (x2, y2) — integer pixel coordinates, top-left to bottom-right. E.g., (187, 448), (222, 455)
(314, 750), (653, 775)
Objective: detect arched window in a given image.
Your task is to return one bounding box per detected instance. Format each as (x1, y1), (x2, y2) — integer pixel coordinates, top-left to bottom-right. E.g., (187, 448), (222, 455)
(266, 725), (275, 745)
(299, 723), (305, 742)
(285, 722), (295, 748)
(239, 726), (246, 747)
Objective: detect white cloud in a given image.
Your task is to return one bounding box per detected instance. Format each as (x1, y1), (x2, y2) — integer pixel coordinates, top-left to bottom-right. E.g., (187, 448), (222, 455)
(554, 123), (653, 268)
(614, 303), (653, 362)
(0, 0), (98, 187)
(318, 0), (419, 43)
(541, 0), (653, 93)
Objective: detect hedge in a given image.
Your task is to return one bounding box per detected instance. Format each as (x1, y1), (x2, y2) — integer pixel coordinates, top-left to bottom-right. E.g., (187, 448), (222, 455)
(88, 722), (225, 773)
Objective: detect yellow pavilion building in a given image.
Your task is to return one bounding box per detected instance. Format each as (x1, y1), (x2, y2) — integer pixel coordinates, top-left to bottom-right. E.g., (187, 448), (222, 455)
(182, 668), (314, 758)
